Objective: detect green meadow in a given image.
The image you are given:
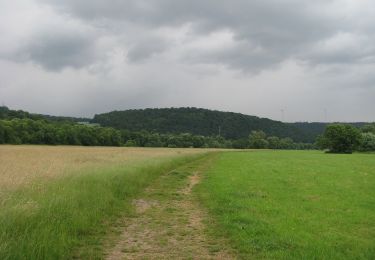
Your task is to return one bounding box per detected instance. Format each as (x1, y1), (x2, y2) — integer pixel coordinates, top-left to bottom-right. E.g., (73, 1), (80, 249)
(197, 151), (375, 259)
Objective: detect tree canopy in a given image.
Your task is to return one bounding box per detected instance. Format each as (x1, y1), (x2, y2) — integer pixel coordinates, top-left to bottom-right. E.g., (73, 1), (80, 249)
(316, 124), (362, 153)
(92, 107), (314, 142)
(2, 106), (373, 152)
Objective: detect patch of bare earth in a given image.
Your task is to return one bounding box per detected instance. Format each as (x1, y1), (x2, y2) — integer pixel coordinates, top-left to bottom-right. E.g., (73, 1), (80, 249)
(105, 162), (234, 260)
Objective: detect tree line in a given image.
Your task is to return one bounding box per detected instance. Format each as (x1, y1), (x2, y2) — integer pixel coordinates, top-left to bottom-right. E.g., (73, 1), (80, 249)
(0, 119), (122, 146)
(0, 118), (314, 149)
(1, 106), (373, 151)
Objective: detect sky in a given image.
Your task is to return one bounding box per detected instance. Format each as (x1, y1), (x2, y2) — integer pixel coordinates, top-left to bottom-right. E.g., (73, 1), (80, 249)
(0, 0), (374, 122)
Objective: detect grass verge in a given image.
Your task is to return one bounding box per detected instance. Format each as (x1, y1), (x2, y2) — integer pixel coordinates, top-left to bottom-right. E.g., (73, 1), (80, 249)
(0, 153), (207, 259)
(196, 150), (375, 259)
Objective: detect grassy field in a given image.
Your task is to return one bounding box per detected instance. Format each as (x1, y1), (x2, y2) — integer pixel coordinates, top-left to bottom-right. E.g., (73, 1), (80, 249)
(0, 145), (208, 259)
(0, 145), (203, 190)
(197, 151), (375, 259)
(1, 146), (374, 259)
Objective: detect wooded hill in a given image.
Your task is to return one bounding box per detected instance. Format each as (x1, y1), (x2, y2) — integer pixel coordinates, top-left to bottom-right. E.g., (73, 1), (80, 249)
(290, 122), (367, 142)
(92, 107), (342, 143)
(0, 106), (90, 122)
(1, 106), (369, 144)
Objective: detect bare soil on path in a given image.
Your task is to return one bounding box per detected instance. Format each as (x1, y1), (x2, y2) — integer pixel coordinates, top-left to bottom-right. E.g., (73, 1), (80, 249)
(105, 156), (235, 260)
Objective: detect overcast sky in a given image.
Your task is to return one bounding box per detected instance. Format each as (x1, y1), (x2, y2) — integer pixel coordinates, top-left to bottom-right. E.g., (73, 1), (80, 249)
(0, 0), (374, 122)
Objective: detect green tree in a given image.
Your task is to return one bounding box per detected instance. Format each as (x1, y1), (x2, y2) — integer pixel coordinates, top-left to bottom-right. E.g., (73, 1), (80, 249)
(359, 133), (375, 152)
(232, 138), (249, 149)
(124, 140), (137, 147)
(0, 121), (5, 144)
(249, 130), (268, 149)
(279, 137), (295, 149)
(362, 123), (375, 134)
(145, 133), (163, 147)
(318, 124), (361, 153)
(191, 135), (205, 148)
(267, 136), (281, 149)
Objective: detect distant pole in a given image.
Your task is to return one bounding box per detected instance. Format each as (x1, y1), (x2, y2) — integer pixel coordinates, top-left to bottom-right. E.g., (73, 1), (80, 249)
(218, 126), (221, 137)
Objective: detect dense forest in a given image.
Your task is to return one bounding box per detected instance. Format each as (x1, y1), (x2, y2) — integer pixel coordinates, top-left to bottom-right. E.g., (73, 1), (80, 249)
(93, 107), (368, 143)
(1, 106), (373, 150)
(93, 107), (314, 142)
(0, 106), (313, 149)
(0, 118), (314, 149)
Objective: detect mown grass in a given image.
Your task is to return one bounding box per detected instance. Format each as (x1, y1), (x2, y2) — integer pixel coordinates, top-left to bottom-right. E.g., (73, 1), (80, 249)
(196, 150), (375, 259)
(0, 152), (206, 259)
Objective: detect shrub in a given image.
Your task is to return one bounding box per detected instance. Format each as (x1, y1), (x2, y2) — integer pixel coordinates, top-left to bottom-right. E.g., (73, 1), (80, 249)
(124, 140), (137, 147)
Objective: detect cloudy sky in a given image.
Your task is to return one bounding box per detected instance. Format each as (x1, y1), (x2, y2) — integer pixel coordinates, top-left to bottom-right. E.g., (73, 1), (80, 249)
(0, 0), (374, 122)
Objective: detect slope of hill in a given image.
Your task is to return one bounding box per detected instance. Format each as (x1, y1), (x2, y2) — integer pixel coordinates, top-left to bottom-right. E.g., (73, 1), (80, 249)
(92, 107), (314, 142)
(0, 106), (90, 122)
(290, 122), (367, 141)
(0, 106), (42, 120)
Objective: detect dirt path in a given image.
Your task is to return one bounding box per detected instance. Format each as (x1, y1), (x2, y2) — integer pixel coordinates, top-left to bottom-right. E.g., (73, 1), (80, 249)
(105, 156), (234, 259)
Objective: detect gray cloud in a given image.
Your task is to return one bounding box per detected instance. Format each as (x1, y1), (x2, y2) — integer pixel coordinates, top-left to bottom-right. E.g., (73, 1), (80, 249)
(21, 31), (97, 70)
(37, 0), (375, 71)
(0, 2), (101, 70)
(126, 35), (168, 62)
(0, 0), (374, 121)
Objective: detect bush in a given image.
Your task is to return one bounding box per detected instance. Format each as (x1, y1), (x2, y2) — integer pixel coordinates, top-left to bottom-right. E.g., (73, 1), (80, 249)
(124, 140), (137, 147)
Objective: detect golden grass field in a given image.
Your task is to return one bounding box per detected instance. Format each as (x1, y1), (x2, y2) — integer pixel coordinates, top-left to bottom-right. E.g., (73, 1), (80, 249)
(0, 145), (212, 259)
(0, 145), (206, 190)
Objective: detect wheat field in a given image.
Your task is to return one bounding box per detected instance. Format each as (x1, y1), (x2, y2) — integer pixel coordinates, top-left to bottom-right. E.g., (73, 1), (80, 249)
(0, 145), (205, 190)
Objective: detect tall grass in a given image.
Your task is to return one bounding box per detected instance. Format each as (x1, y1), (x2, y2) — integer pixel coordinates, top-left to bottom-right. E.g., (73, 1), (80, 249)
(0, 153), (206, 259)
(0, 145), (204, 190)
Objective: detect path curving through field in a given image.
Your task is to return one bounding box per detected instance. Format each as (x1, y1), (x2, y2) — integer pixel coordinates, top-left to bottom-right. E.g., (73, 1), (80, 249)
(105, 156), (234, 259)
